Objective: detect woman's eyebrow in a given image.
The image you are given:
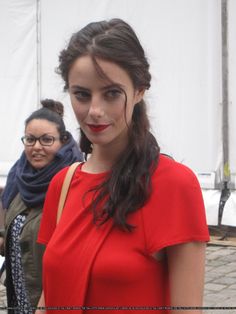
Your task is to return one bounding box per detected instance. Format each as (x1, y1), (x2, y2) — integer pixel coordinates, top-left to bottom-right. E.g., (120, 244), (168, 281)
(70, 85), (90, 92)
(70, 83), (125, 92)
(100, 83), (125, 91)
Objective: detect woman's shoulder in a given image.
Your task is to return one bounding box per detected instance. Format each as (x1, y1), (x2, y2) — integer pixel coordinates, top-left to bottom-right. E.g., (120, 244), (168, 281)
(48, 166), (71, 191)
(49, 162), (83, 191)
(142, 154), (209, 252)
(153, 154), (200, 188)
(51, 166), (70, 182)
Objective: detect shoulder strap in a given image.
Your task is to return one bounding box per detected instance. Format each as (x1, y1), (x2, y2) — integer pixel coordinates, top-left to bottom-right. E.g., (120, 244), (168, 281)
(56, 162), (82, 224)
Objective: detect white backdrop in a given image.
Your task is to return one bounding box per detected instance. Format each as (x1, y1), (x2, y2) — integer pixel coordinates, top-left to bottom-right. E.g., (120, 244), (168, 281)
(0, 0), (37, 175)
(40, 0), (223, 174)
(0, 0), (235, 224)
(228, 0), (236, 175)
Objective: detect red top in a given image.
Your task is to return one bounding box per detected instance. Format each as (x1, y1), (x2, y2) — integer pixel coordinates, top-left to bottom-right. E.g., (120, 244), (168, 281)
(38, 155), (209, 313)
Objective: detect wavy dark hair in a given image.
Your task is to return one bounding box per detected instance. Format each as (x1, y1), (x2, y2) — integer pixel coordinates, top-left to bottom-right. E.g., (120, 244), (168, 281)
(57, 18), (160, 230)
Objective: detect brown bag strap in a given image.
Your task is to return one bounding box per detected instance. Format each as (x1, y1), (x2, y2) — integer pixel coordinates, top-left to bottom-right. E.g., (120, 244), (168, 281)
(56, 162), (82, 224)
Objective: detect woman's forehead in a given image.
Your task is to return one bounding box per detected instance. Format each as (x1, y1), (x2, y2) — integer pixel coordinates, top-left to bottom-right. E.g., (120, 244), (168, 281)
(68, 55), (133, 89)
(25, 119), (58, 134)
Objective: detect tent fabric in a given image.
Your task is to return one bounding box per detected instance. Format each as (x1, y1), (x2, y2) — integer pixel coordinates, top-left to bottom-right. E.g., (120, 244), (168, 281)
(222, 192), (236, 227)
(0, 0), (235, 225)
(0, 0), (37, 174)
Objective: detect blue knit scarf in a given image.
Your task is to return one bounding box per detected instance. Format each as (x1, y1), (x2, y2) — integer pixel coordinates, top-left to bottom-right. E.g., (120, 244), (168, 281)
(1, 132), (83, 209)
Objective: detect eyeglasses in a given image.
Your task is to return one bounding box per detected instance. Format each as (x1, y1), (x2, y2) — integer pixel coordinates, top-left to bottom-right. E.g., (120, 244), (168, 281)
(21, 135), (60, 147)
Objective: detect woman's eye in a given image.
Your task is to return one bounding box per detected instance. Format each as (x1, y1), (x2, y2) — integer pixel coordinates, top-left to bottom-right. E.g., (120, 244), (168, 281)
(26, 137), (35, 144)
(41, 136), (53, 144)
(105, 89), (122, 99)
(74, 91), (90, 101)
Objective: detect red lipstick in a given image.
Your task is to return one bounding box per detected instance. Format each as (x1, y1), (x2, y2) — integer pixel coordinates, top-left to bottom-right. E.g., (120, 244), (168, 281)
(87, 124), (110, 132)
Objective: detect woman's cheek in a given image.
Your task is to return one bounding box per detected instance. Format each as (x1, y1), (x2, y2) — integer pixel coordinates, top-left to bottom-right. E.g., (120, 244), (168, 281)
(71, 101), (86, 118)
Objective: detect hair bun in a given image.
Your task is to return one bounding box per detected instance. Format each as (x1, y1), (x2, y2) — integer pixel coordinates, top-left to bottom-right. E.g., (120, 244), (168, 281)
(40, 99), (64, 117)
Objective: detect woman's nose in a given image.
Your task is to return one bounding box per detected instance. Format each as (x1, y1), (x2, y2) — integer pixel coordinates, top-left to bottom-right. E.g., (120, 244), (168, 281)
(33, 139), (43, 149)
(88, 98), (104, 118)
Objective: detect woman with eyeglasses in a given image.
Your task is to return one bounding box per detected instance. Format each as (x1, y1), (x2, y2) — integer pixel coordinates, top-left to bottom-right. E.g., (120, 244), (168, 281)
(0, 99), (83, 313)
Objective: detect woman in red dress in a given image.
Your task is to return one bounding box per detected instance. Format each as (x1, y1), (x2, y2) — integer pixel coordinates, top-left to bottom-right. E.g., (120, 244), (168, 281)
(37, 18), (209, 314)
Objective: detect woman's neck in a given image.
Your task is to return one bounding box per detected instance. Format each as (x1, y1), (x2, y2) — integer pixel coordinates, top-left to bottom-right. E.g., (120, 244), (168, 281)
(83, 138), (128, 174)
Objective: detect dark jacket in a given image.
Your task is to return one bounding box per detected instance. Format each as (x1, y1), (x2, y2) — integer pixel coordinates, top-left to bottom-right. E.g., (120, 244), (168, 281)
(4, 193), (45, 312)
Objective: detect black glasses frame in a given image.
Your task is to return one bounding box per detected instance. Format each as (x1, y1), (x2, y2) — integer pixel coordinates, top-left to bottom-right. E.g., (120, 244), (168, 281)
(21, 135), (60, 147)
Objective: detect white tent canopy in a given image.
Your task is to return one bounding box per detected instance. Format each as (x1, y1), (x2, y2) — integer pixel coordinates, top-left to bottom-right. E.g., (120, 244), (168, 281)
(0, 0), (235, 225)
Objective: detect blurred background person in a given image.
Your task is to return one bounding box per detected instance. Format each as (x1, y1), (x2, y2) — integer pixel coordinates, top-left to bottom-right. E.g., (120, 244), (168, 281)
(0, 99), (83, 313)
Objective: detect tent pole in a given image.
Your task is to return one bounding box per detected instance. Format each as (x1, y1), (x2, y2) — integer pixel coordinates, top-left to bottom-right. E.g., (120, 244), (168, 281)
(36, 0), (41, 107)
(221, 0), (230, 185)
(219, 0), (230, 226)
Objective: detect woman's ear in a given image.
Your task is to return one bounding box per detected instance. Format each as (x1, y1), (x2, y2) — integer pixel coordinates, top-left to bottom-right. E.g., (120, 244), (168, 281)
(134, 88), (145, 105)
(61, 132), (69, 143)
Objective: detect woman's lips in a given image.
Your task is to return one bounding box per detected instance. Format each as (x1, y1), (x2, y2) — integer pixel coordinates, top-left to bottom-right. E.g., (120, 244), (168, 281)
(87, 124), (110, 132)
(32, 154), (45, 160)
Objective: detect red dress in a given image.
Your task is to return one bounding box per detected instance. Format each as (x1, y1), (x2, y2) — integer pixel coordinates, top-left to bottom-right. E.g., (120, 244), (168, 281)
(38, 155), (209, 313)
